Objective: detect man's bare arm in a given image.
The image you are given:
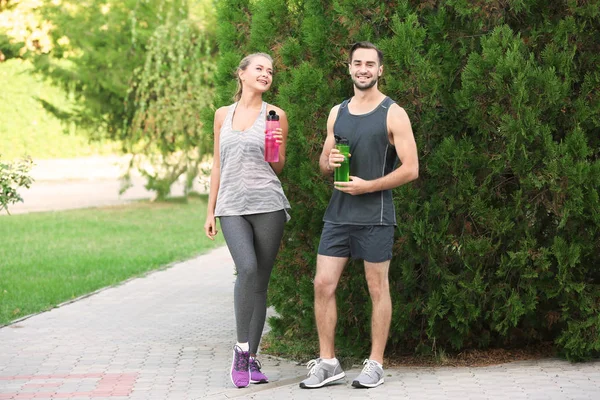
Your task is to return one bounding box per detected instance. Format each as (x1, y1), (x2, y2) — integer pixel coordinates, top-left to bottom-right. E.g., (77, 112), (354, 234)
(370, 104), (419, 191)
(319, 105), (342, 175)
(334, 104), (418, 195)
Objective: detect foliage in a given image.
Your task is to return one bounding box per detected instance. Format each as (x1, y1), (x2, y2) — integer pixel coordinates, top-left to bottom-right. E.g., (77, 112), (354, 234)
(0, 155), (33, 214)
(2, 0), (217, 161)
(211, 0), (600, 361)
(0, 0), (52, 59)
(123, 18), (216, 200)
(8, 0), (218, 197)
(32, 0), (192, 141)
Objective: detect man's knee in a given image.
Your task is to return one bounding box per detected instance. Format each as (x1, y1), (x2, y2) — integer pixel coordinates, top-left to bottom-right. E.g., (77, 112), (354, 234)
(314, 275), (338, 298)
(366, 279), (390, 302)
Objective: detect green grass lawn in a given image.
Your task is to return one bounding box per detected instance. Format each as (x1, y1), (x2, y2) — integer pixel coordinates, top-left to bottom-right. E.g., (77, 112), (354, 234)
(0, 59), (118, 160)
(0, 195), (225, 326)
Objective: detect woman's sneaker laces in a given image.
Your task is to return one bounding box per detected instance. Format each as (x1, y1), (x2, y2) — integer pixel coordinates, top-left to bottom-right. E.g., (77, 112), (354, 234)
(230, 345), (250, 388)
(249, 357), (269, 383)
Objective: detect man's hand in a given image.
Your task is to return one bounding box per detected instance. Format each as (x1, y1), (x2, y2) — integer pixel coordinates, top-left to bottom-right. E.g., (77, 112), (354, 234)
(334, 176), (374, 195)
(328, 148), (346, 169)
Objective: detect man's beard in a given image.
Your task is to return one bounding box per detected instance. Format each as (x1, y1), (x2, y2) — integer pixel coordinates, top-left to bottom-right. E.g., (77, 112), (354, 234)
(353, 74), (378, 90)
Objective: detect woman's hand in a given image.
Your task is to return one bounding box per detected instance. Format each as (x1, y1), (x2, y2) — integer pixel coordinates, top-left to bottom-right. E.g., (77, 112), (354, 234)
(273, 127), (284, 146)
(204, 215), (218, 240)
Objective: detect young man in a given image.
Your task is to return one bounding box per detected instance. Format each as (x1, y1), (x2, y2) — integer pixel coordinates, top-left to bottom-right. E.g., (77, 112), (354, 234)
(299, 42), (419, 389)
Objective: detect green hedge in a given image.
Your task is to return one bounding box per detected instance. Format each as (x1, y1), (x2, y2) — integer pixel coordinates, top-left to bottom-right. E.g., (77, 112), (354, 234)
(211, 0), (600, 361)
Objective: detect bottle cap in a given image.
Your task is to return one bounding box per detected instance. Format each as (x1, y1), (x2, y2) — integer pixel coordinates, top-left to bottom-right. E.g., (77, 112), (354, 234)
(267, 110), (279, 121)
(334, 134), (349, 145)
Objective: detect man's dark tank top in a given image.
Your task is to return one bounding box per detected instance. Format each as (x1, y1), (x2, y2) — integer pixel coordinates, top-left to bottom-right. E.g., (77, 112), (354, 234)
(323, 96), (399, 226)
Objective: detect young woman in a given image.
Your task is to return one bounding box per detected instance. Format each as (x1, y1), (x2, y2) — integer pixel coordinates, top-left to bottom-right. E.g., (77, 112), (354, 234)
(204, 53), (290, 388)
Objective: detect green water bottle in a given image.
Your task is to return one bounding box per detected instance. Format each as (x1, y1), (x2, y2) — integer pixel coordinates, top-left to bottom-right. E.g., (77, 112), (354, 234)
(334, 135), (350, 182)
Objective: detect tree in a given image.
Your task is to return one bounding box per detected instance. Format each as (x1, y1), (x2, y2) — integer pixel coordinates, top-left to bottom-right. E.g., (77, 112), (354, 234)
(33, 0), (190, 142)
(123, 18), (216, 200)
(27, 0), (218, 198)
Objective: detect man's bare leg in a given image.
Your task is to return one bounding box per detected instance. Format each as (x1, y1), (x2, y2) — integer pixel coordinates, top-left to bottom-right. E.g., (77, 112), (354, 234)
(364, 260), (392, 364)
(314, 254), (348, 358)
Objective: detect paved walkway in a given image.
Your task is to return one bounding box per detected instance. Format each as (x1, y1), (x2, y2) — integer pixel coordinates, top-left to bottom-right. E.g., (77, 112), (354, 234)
(0, 247), (301, 399)
(2, 249), (600, 400)
(2, 157), (600, 399)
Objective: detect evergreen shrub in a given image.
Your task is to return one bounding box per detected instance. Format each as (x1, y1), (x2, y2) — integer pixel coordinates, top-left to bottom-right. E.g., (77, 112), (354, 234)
(210, 0), (600, 361)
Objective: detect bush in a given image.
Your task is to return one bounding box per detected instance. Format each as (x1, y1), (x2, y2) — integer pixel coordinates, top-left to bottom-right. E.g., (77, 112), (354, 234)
(0, 156), (33, 214)
(211, 0), (600, 361)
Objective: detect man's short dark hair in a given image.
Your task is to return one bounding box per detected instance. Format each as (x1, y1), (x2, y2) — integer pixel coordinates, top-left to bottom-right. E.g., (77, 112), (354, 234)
(349, 41), (383, 65)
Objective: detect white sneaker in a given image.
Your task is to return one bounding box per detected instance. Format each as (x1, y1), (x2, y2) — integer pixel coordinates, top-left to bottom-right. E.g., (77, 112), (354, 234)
(351, 359), (384, 388)
(299, 358), (346, 389)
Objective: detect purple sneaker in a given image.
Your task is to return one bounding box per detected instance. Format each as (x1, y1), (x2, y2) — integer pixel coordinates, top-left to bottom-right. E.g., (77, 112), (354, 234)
(249, 357), (269, 383)
(230, 345), (250, 388)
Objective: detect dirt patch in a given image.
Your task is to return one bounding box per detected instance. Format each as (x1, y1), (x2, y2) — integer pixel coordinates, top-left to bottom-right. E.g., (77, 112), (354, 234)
(385, 343), (556, 367)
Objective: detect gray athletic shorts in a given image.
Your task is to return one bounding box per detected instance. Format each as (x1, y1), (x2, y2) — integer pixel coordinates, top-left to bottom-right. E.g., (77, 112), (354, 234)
(317, 222), (395, 263)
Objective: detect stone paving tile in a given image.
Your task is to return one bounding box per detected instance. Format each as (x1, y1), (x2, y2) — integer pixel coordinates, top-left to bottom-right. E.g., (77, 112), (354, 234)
(1, 246), (600, 400)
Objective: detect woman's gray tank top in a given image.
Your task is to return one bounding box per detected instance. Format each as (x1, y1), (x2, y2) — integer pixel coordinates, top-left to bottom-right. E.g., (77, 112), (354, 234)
(215, 102), (290, 220)
(323, 96), (398, 225)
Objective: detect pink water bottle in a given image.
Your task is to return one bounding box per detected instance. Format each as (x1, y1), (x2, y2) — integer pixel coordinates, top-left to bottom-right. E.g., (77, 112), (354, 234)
(265, 110), (280, 162)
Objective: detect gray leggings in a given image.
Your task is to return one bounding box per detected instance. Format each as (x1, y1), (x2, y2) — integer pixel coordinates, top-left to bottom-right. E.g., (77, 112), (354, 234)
(220, 210), (286, 354)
